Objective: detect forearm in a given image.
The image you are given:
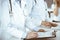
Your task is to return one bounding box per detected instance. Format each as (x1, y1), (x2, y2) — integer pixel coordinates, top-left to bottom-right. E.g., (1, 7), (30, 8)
(6, 27), (28, 39)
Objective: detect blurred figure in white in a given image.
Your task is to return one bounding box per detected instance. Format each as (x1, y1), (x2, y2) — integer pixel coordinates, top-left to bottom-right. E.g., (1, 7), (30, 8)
(25, 0), (57, 32)
(1, 0), (38, 40)
(44, 0), (60, 40)
(25, 0), (57, 39)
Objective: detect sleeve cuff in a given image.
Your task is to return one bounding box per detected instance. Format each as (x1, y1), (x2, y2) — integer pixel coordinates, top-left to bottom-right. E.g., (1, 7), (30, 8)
(7, 27), (27, 39)
(33, 26), (41, 31)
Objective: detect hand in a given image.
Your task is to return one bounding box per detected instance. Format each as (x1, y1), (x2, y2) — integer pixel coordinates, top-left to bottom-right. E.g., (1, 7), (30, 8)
(38, 29), (45, 32)
(49, 22), (58, 27)
(41, 21), (52, 27)
(26, 32), (38, 39)
(41, 21), (58, 27)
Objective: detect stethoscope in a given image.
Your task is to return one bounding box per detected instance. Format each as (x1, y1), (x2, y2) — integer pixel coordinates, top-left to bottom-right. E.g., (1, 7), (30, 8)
(8, 0), (13, 27)
(8, 0), (23, 29)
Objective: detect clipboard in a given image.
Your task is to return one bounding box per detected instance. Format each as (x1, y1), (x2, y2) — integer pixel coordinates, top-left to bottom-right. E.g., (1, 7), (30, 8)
(23, 32), (56, 40)
(24, 35), (55, 40)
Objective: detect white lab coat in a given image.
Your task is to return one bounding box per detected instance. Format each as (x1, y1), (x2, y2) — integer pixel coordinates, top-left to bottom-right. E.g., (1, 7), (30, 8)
(1, 0), (27, 40)
(49, 8), (60, 40)
(43, 3), (60, 40)
(25, 0), (49, 32)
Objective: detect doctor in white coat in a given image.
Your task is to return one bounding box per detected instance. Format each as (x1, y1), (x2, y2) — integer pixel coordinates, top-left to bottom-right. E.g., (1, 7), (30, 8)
(25, 0), (58, 32)
(0, 0), (38, 40)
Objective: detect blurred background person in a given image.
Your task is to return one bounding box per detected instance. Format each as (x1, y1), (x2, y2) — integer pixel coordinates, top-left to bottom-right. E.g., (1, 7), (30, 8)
(0, 0), (38, 40)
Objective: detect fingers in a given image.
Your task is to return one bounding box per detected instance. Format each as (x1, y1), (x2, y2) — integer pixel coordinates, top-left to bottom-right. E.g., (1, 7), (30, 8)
(43, 22), (58, 27)
(49, 22), (58, 27)
(43, 22), (52, 27)
(26, 32), (38, 39)
(45, 23), (52, 26)
(38, 29), (45, 32)
(30, 32), (38, 37)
